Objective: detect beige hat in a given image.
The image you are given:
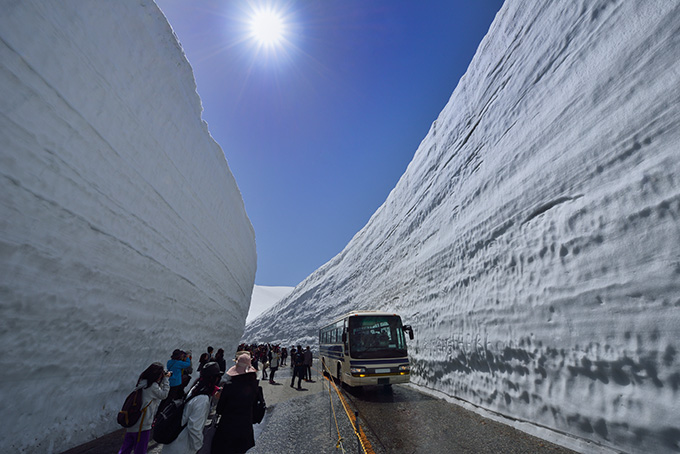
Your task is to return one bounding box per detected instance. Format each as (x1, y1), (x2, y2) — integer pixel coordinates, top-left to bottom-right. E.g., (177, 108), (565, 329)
(227, 353), (257, 376)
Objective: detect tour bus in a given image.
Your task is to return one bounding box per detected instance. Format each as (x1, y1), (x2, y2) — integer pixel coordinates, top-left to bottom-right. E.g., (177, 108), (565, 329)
(319, 311), (414, 387)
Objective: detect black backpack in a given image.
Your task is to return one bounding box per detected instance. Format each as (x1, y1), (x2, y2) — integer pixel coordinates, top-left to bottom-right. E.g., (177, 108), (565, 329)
(294, 352), (304, 366)
(117, 386), (150, 428)
(153, 396), (194, 444)
(252, 386), (266, 424)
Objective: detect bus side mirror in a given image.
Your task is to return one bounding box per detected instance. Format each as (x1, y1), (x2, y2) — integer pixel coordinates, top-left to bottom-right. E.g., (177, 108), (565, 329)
(403, 325), (414, 340)
(341, 332), (347, 343)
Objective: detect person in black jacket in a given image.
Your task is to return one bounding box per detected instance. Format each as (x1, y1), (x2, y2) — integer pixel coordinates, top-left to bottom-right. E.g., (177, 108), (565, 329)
(214, 348), (227, 376)
(211, 353), (258, 454)
(290, 345), (304, 390)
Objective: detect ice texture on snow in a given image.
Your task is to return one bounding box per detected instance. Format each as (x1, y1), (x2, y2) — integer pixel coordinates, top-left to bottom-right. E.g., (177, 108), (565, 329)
(244, 2), (680, 453)
(0, 1), (256, 452)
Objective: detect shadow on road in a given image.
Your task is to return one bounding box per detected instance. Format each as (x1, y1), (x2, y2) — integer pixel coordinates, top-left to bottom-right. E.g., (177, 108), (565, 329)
(344, 383), (436, 403)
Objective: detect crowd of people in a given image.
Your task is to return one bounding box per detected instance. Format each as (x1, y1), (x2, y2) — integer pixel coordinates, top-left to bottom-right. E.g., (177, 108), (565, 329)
(235, 343), (314, 388)
(119, 343), (314, 454)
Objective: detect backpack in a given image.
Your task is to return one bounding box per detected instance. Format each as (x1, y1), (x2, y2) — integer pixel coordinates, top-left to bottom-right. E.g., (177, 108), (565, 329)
(153, 396), (193, 444)
(117, 386), (149, 428)
(252, 386), (266, 424)
(295, 352), (304, 367)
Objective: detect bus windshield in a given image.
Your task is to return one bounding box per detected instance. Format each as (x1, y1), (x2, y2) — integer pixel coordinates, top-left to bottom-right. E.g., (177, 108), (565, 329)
(348, 315), (407, 359)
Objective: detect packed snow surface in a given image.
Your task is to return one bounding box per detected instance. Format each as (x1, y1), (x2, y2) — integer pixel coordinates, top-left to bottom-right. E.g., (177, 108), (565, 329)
(245, 2), (680, 453)
(0, 1), (256, 452)
(247, 285), (295, 323)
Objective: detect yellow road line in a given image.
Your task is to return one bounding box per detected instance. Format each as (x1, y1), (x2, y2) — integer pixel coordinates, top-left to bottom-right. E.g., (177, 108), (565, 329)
(323, 373), (376, 454)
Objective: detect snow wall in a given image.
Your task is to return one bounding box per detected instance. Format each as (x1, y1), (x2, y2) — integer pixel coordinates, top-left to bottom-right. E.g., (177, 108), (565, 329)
(0, 1), (256, 452)
(244, 2), (680, 453)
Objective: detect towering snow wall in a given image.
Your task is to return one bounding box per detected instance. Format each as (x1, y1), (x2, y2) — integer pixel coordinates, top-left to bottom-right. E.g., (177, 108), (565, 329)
(0, 1), (256, 452)
(244, 2), (680, 453)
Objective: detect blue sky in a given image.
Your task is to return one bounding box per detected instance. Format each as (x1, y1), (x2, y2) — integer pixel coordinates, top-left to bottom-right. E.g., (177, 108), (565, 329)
(155, 0), (504, 286)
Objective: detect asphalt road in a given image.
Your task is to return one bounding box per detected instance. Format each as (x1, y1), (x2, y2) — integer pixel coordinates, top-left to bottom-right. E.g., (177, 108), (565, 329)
(340, 383), (576, 454)
(64, 361), (579, 454)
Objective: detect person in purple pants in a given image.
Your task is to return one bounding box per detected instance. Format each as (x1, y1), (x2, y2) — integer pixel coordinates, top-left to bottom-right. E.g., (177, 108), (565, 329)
(118, 363), (170, 454)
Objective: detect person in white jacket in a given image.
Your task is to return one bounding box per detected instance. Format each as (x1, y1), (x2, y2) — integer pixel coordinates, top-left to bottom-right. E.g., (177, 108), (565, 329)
(162, 362), (222, 454)
(118, 362), (170, 454)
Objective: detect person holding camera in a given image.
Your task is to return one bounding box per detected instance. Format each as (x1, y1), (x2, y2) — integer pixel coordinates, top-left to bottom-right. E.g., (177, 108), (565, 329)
(167, 349), (192, 399)
(156, 349), (192, 417)
(118, 363), (170, 454)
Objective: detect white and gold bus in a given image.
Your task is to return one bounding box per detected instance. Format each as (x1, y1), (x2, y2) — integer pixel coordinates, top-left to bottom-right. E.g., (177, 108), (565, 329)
(319, 311), (414, 387)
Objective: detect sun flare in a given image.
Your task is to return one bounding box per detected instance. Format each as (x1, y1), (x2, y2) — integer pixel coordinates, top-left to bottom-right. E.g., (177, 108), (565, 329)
(249, 8), (286, 47)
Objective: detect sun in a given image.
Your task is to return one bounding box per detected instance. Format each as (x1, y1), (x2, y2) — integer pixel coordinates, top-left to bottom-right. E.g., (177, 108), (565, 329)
(249, 7), (286, 47)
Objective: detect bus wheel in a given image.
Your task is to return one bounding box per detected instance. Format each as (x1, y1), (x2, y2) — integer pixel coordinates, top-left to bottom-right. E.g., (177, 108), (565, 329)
(337, 364), (343, 387)
(322, 359), (328, 377)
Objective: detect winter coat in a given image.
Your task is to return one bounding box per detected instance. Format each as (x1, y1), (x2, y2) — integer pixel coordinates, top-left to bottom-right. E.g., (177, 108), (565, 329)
(160, 394), (211, 454)
(167, 358), (192, 387)
(293, 351), (304, 367)
(215, 356), (227, 375)
(270, 352), (280, 369)
(211, 372), (258, 454)
(303, 349), (312, 366)
(125, 377), (169, 433)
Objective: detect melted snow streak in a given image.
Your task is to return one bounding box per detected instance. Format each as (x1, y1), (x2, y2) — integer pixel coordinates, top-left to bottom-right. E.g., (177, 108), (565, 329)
(0, 2), (255, 452)
(245, 2), (680, 453)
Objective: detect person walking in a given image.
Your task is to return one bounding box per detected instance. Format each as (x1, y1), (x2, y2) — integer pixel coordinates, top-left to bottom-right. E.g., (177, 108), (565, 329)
(268, 347), (280, 384)
(118, 363), (170, 454)
(211, 353), (259, 454)
(290, 345), (304, 390)
(260, 347), (269, 381)
(161, 362), (222, 454)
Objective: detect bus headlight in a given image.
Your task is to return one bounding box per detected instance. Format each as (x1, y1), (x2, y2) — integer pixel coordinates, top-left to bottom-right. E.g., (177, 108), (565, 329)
(398, 365), (410, 374)
(350, 367), (366, 376)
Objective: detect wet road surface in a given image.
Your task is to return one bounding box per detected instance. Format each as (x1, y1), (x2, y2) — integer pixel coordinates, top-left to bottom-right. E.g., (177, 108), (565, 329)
(340, 383), (577, 454)
(64, 362), (579, 453)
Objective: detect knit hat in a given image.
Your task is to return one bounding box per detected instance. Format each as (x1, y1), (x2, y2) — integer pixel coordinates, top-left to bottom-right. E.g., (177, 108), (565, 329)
(227, 353), (257, 376)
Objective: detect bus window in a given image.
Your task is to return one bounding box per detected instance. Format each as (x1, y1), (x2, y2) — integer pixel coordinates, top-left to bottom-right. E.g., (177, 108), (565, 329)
(348, 315), (407, 359)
